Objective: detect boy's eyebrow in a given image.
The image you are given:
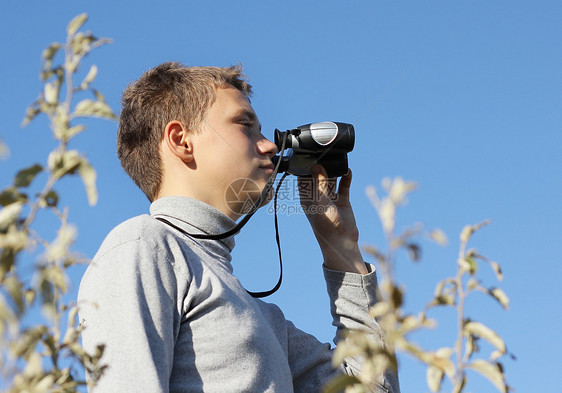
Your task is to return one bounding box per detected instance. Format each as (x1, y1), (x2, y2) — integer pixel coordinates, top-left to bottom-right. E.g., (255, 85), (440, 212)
(232, 108), (257, 121)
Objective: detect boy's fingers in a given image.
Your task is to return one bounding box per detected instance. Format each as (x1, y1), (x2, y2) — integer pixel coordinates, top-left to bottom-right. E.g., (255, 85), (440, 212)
(313, 165), (339, 201)
(337, 169), (352, 201)
(301, 164), (347, 203)
(312, 164), (328, 195)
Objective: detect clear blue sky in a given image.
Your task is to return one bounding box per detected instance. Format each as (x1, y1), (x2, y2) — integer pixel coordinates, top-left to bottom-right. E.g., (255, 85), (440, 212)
(1, 1), (561, 392)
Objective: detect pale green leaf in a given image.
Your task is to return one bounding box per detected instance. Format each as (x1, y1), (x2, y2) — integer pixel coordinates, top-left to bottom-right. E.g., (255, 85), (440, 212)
(418, 312), (437, 329)
(66, 305), (79, 328)
(430, 278), (457, 307)
(48, 149), (81, 178)
(78, 158), (98, 206)
(390, 284), (403, 308)
(322, 374), (360, 393)
(14, 163), (43, 187)
(464, 334), (480, 362)
(467, 277), (479, 290)
(491, 349), (504, 361)
(361, 352), (390, 385)
(40, 42), (62, 81)
(464, 321), (506, 355)
(80, 64), (98, 89)
(460, 225), (473, 243)
(362, 244), (385, 262)
(433, 279), (451, 297)
(69, 342), (86, 357)
(490, 287), (510, 310)
(369, 302), (390, 318)
(25, 289), (36, 306)
(435, 346), (455, 358)
(10, 326), (47, 358)
(92, 88), (106, 102)
(379, 198), (395, 234)
(52, 106), (70, 140)
(34, 375), (56, 391)
(431, 347), (455, 377)
(4, 275), (25, 314)
(0, 292), (18, 329)
(22, 352), (43, 378)
(70, 31), (96, 56)
(74, 99), (96, 115)
(429, 228), (448, 246)
(0, 225), (28, 253)
(401, 315), (421, 333)
(468, 360), (507, 392)
(465, 334), (475, 360)
(474, 219), (492, 231)
(67, 13), (88, 36)
(490, 261), (504, 281)
(21, 104), (41, 126)
(389, 177), (417, 204)
(66, 124), (87, 139)
(464, 256), (478, 275)
(0, 202), (23, 230)
(458, 257), (468, 273)
(427, 365), (444, 392)
(46, 224), (77, 263)
(62, 322), (77, 346)
(44, 82), (58, 104)
(41, 42), (62, 62)
(74, 98), (116, 119)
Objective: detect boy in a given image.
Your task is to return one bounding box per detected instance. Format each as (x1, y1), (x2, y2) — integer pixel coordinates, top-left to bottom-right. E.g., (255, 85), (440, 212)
(78, 62), (400, 392)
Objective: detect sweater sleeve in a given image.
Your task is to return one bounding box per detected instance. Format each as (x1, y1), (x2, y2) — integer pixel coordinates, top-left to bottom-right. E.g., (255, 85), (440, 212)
(285, 264), (399, 393)
(77, 237), (184, 393)
(323, 264), (400, 393)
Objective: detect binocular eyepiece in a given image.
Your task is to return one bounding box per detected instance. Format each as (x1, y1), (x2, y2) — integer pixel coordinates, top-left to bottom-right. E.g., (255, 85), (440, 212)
(272, 122), (355, 178)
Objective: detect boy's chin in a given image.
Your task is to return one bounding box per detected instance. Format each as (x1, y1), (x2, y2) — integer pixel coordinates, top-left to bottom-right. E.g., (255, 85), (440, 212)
(224, 178), (273, 217)
(245, 186), (274, 212)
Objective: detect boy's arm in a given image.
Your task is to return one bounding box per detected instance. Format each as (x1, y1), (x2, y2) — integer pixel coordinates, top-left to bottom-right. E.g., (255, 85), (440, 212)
(78, 239), (182, 392)
(282, 266), (399, 393)
(297, 165), (400, 392)
(298, 165), (368, 275)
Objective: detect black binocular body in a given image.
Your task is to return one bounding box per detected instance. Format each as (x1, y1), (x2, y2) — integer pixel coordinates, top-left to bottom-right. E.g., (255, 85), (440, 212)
(272, 122), (355, 178)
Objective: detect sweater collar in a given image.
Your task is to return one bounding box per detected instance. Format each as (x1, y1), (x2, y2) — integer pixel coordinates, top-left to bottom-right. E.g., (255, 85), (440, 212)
(149, 196), (237, 259)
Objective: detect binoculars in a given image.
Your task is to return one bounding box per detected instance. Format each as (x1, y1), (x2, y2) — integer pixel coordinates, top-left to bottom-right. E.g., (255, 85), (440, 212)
(272, 122), (355, 178)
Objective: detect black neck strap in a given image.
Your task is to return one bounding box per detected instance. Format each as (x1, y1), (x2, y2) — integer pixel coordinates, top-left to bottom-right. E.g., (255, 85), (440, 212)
(155, 133), (289, 298)
(154, 173), (288, 298)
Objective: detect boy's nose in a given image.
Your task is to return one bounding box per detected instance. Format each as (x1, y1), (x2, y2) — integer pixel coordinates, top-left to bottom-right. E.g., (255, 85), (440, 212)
(257, 137), (278, 157)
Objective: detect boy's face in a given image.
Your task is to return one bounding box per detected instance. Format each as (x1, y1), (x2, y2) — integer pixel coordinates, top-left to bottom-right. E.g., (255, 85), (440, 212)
(189, 85), (278, 218)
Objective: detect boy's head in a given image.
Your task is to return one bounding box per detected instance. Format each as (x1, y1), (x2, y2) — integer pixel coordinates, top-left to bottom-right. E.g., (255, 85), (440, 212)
(117, 62), (253, 202)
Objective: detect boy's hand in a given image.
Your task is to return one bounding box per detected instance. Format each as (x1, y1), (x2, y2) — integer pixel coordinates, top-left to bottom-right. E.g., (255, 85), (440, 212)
(298, 164), (368, 274)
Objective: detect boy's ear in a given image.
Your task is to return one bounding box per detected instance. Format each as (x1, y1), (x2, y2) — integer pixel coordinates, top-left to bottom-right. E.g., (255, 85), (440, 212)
(163, 120), (194, 162)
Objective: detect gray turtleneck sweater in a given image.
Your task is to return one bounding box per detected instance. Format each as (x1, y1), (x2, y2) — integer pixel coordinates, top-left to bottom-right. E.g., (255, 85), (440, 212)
(78, 196), (399, 392)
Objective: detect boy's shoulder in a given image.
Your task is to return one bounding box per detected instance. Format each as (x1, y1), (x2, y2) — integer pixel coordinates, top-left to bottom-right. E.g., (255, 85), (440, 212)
(94, 214), (160, 260)
(80, 214), (190, 294)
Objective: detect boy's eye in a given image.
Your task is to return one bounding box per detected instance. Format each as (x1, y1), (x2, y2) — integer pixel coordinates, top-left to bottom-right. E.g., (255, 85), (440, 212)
(241, 121), (253, 129)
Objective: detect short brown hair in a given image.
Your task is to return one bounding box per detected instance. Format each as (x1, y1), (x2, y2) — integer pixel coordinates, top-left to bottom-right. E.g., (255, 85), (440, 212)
(117, 62), (252, 201)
